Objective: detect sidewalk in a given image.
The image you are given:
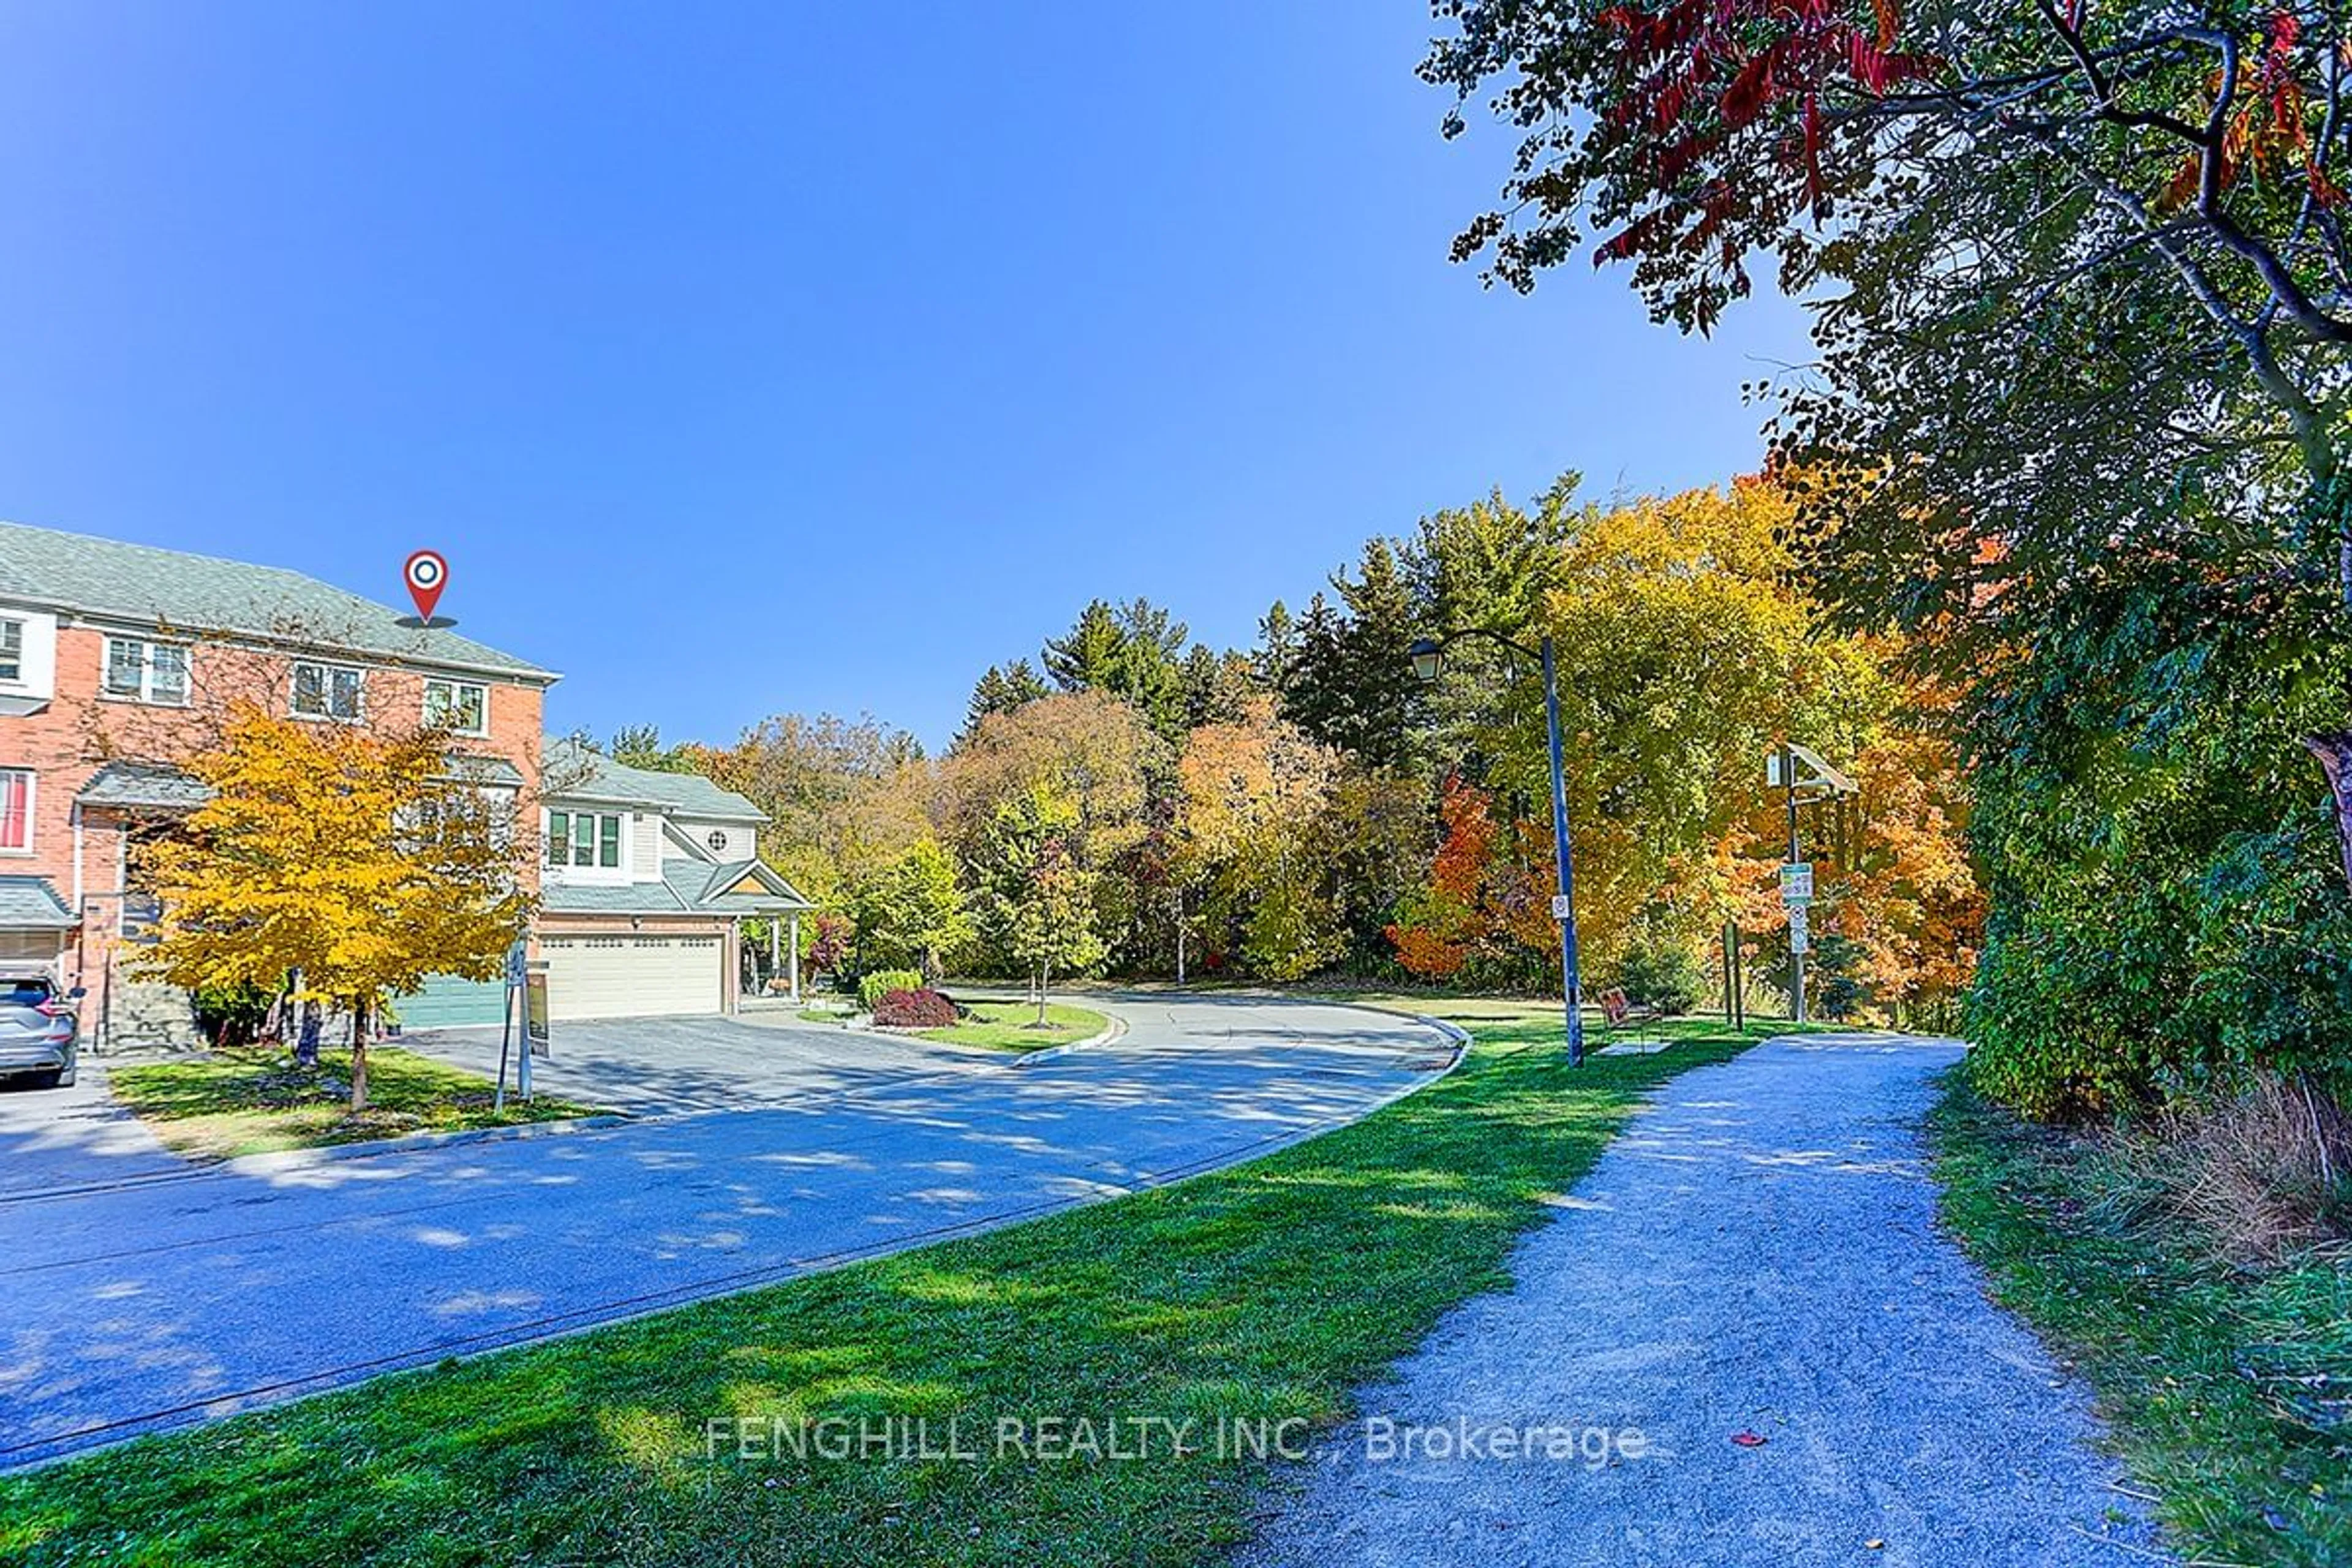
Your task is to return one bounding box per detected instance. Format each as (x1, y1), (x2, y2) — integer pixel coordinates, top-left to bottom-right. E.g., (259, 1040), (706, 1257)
(1244, 1032), (2168, 1567)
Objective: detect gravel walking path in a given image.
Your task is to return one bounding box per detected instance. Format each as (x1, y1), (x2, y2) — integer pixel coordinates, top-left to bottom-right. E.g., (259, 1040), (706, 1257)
(1244, 1031), (2168, 1567)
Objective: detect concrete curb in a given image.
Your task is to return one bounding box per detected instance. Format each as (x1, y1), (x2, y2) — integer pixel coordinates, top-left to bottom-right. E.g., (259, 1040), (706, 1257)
(220, 1112), (635, 1178)
(1008, 1009), (1129, 1068)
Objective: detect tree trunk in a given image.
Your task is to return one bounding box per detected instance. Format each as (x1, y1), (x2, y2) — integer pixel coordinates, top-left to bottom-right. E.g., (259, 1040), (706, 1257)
(349, 997), (370, 1112)
(1036, 962), (1049, 1027)
(2310, 731), (2352, 895)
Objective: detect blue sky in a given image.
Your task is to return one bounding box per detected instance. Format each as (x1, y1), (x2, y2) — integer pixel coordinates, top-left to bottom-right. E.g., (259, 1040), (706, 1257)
(0, 3), (1810, 750)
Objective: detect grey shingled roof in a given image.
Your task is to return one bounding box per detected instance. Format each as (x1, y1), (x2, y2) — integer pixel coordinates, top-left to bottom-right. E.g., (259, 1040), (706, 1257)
(0, 876), (75, 929)
(540, 858), (809, 917)
(540, 880), (704, 917)
(75, 753), (524, 809)
(541, 738), (767, 823)
(0, 520), (555, 682)
(77, 761), (213, 810)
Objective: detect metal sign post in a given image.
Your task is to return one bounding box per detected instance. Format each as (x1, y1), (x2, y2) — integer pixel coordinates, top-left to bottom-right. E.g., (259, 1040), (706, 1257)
(494, 940), (526, 1110)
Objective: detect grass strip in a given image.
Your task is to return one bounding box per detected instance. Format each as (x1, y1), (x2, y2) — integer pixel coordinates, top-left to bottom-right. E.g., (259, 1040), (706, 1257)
(6, 1010), (1765, 1567)
(108, 1046), (608, 1161)
(921, 1000), (1110, 1052)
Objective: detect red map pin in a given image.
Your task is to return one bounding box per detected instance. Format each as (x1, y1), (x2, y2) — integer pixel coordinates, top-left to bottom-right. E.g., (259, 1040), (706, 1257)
(404, 549), (448, 623)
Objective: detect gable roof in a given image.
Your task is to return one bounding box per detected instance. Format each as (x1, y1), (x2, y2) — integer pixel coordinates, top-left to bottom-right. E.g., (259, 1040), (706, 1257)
(540, 737), (767, 823)
(0, 521), (555, 683)
(540, 857), (811, 917)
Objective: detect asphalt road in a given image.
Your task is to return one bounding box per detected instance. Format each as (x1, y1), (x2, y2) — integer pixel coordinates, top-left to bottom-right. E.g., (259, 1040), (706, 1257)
(396, 1010), (1021, 1116)
(0, 993), (1456, 1469)
(1243, 1033), (2168, 1567)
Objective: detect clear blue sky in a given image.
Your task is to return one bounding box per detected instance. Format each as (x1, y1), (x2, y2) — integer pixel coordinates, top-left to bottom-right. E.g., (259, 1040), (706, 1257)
(0, 2), (1810, 751)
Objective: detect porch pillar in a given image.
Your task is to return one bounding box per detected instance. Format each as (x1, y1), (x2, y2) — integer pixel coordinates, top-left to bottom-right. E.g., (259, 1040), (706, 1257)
(768, 919), (780, 993)
(787, 912), (801, 1002)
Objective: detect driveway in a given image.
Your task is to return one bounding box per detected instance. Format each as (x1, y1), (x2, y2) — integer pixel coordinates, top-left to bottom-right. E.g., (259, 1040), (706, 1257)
(0, 992), (1457, 1469)
(399, 1012), (1010, 1116)
(0, 1061), (186, 1200)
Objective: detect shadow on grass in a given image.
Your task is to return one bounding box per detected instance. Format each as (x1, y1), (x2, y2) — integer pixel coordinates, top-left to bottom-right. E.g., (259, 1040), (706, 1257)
(1, 1027), (1755, 1568)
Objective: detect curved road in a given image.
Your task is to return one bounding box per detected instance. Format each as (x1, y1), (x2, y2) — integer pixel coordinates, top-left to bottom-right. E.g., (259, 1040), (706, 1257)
(0, 993), (1456, 1469)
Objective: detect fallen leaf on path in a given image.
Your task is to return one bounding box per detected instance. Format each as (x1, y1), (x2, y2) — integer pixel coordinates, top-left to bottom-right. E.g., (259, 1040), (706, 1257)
(1730, 1431), (1767, 1448)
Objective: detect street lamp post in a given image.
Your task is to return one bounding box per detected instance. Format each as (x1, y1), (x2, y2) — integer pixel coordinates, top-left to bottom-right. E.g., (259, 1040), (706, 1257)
(1409, 630), (1586, 1065)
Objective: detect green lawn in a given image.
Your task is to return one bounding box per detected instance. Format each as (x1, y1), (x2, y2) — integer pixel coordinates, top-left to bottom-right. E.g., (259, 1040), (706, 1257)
(107, 1046), (610, 1161)
(1931, 1081), (2352, 1567)
(922, 998), (1110, 1052)
(2, 1008), (1768, 1567)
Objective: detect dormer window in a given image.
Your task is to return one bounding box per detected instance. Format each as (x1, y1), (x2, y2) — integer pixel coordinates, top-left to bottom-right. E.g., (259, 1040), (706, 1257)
(0, 619), (23, 683)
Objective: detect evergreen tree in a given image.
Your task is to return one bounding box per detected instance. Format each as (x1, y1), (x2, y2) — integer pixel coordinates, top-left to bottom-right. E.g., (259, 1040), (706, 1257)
(1254, 600), (1298, 695)
(961, 660), (1049, 744)
(1179, 643), (1251, 730)
(1041, 600), (1127, 692)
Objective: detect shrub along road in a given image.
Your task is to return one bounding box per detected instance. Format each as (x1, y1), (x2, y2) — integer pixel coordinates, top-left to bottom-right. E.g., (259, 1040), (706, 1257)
(0, 994), (1454, 1471)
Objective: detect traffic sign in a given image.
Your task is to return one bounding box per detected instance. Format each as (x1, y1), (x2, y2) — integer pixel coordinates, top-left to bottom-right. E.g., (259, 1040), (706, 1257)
(1787, 904), (1811, 955)
(1550, 894), (1573, 921)
(1780, 862), (1814, 906)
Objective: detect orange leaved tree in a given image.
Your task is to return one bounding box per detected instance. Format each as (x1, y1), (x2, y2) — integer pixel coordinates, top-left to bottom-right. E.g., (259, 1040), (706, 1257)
(138, 704), (533, 1109)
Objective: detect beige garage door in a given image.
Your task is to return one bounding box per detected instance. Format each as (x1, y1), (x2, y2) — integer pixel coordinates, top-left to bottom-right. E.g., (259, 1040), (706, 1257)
(542, 932), (723, 1020)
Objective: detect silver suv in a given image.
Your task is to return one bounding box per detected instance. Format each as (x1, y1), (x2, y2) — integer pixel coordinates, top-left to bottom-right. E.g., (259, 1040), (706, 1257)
(0, 971), (82, 1090)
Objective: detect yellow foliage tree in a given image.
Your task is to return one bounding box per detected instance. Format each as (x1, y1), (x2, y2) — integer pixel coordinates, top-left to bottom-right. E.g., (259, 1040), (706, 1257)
(138, 705), (534, 1109)
(1174, 698), (1341, 979)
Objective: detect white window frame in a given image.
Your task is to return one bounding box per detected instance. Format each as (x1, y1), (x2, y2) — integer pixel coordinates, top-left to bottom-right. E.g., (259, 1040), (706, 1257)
(102, 636), (191, 706)
(423, 677), (489, 736)
(290, 660), (366, 723)
(0, 767), (35, 855)
(0, 619), (24, 685)
(542, 808), (628, 883)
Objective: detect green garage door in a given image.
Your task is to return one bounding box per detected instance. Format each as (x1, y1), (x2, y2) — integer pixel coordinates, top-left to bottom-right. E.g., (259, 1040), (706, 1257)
(395, 973), (509, 1030)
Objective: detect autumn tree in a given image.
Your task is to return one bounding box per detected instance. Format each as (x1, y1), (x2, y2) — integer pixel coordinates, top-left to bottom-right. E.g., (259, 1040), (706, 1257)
(851, 837), (972, 981)
(971, 784), (1107, 1019)
(960, 660), (1050, 742)
(703, 713), (930, 908)
(138, 706), (532, 1110)
(1173, 698), (1344, 980)
(1427, 0), (2352, 1103)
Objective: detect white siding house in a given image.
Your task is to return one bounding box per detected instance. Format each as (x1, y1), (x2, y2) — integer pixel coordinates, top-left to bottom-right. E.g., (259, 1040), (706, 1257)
(534, 739), (812, 1020)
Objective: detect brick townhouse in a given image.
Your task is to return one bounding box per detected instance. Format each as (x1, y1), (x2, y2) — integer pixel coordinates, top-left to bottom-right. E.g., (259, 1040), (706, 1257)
(0, 519), (808, 1048)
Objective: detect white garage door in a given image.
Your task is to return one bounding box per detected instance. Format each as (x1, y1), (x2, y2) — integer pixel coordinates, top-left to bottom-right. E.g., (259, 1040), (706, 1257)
(542, 933), (723, 1020)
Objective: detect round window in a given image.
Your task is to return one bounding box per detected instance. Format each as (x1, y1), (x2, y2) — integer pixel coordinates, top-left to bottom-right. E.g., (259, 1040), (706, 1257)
(706, 829), (728, 853)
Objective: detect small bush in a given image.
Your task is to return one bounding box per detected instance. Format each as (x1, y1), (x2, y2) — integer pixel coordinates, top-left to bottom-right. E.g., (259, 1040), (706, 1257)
(194, 982), (274, 1047)
(858, 970), (924, 1012)
(872, 987), (958, 1028)
(1615, 935), (1703, 1016)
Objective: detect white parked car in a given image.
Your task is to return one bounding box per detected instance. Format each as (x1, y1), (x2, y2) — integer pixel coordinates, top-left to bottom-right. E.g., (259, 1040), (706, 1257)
(0, 970), (83, 1089)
